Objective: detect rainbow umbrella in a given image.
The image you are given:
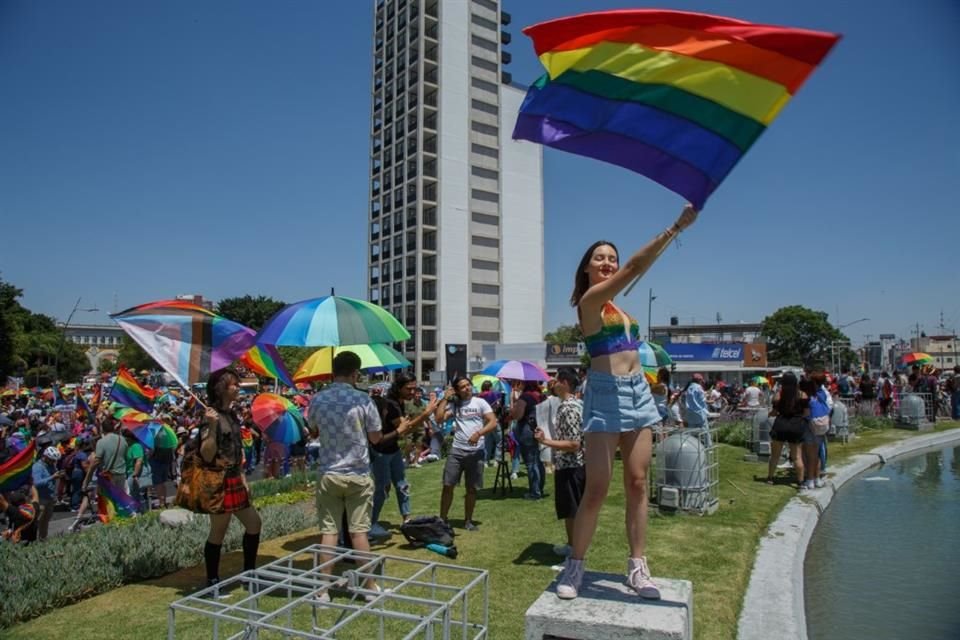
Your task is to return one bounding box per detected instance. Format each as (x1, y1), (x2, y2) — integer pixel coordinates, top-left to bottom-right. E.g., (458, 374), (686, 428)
(751, 375), (770, 386)
(898, 352), (933, 367)
(257, 296), (410, 347)
(152, 423), (178, 449)
(114, 407), (153, 425)
(471, 374), (510, 394)
(0, 389), (15, 398)
(293, 344), (411, 383)
(251, 393), (305, 445)
(481, 359), (550, 382)
(637, 341), (672, 383)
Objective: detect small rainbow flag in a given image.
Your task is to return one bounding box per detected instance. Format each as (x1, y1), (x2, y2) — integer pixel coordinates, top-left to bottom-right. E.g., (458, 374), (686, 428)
(240, 344), (295, 388)
(513, 9), (841, 209)
(90, 384), (102, 411)
(110, 366), (156, 414)
(97, 472), (140, 522)
(51, 384), (65, 406)
(0, 441), (36, 493)
(75, 391), (93, 423)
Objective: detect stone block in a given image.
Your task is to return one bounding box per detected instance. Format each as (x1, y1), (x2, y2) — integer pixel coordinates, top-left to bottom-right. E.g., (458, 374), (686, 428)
(525, 571), (692, 640)
(159, 507), (196, 528)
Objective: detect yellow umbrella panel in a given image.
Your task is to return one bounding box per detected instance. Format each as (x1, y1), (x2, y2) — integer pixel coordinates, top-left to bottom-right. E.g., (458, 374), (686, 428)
(293, 344), (410, 383)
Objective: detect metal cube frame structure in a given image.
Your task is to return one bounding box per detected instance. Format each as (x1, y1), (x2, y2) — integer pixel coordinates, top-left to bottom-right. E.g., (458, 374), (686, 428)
(168, 544), (489, 640)
(649, 425), (720, 516)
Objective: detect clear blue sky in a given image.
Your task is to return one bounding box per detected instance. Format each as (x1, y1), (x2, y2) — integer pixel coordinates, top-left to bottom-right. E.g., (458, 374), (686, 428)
(1, 0), (957, 346)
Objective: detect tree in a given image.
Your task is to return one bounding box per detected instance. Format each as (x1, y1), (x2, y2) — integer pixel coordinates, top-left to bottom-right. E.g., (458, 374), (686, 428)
(544, 324), (584, 345)
(117, 337), (159, 372)
(761, 305), (852, 370)
(216, 295), (286, 331)
(0, 277), (21, 379)
(98, 357), (118, 374)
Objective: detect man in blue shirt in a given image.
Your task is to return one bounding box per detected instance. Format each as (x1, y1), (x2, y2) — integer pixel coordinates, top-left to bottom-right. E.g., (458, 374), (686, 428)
(32, 446), (65, 541)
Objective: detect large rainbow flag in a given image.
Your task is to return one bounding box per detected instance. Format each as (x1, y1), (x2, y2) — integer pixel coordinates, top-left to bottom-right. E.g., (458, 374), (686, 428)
(513, 9), (841, 209)
(111, 300), (256, 389)
(96, 472), (140, 522)
(240, 344), (295, 388)
(0, 441), (36, 493)
(110, 366), (156, 414)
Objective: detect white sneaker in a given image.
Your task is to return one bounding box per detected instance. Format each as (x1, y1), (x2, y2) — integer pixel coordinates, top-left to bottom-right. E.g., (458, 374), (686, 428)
(626, 557), (660, 600)
(556, 558), (584, 599)
(509, 472), (518, 480)
(553, 544), (572, 557)
(814, 478), (825, 489)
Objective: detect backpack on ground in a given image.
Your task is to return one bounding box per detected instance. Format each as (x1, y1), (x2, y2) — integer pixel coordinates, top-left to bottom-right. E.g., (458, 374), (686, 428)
(400, 515), (455, 548)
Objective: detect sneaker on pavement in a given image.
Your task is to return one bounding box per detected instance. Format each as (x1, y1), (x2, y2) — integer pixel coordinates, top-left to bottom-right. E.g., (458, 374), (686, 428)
(464, 521), (479, 532)
(557, 558), (584, 600)
(626, 557), (661, 600)
(553, 544), (572, 557)
(814, 478), (826, 489)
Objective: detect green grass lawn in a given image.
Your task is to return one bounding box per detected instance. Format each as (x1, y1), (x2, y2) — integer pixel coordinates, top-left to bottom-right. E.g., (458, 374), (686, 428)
(9, 423), (959, 640)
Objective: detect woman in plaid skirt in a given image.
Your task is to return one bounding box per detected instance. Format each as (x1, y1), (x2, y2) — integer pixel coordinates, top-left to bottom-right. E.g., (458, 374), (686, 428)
(200, 368), (262, 592)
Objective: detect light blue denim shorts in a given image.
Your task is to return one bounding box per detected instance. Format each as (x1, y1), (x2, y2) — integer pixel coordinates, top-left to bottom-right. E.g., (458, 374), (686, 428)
(582, 370), (662, 434)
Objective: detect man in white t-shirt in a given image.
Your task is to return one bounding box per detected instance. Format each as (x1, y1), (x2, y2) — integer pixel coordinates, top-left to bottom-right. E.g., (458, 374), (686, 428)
(740, 380), (762, 409)
(434, 376), (497, 531)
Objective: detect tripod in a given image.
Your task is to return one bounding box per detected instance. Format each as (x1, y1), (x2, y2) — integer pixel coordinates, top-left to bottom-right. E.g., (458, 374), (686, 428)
(492, 423), (513, 496)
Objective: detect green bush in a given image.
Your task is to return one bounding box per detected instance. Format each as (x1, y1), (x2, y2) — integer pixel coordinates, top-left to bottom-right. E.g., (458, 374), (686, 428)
(0, 502), (311, 628)
(248, 470), (312, 499)
(714, 421), (751, 448)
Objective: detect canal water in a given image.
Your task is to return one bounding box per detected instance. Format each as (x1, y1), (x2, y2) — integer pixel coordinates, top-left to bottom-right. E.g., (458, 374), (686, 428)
(805, 444), (960, 640)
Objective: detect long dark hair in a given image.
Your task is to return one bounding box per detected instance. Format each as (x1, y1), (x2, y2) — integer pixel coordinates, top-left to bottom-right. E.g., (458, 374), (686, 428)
(570, 240), (619, 307)
(207, 367), (240, 409)
(777, 372), (799, 412)
(388, 373), (417, 403)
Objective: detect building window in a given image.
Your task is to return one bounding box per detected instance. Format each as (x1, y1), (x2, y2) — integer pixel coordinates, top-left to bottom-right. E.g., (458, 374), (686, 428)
(471, 283), (499, 295)
(471, 99), (498, 117)
(471, 211), (499, 226)
(472, 235), (499, 248)
(422, 254), (437, 275)
(471, 55), (498, 73)
(422, 329), (437, 351)
(471, 188), (498, 203)
(472, 259), (498, 270)
(471, 143), (498, 158)
(471, 34), (498, 52)
(472, 331), (500, 342)
(471, 166), (498, 180)
(473, 0), (497, 11)
(471, 121), (498, 136)
(471, 307), (500, 318)
(422, 304), (437, 325)
(471, 14), (498, 30)
(471, 77), (499, 94)
(423, 280), (437, 300)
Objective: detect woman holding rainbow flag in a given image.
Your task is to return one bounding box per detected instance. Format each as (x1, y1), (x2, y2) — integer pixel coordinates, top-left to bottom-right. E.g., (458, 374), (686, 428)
(559, 204), (698, 600)
(199, 368), (261, 593)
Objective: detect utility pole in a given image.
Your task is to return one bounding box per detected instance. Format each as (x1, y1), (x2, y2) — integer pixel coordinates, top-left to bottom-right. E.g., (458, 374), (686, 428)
(647, 288), (656, 341)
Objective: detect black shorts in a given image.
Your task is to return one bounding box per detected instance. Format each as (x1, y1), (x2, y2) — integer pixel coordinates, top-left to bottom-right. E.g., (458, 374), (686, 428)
(442, 449), (484, 490)
(289, 442), (307, 457)
(554, 466), (586, 520)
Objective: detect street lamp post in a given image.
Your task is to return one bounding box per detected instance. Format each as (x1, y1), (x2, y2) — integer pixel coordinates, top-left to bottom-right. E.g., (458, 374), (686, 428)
(54, 297), (99, 381)
(833, 318), (869, 373)
(647, 288), (657, 341)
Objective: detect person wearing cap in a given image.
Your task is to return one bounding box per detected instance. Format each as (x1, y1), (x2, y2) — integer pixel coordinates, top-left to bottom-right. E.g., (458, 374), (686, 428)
(33, 446), (65, 540)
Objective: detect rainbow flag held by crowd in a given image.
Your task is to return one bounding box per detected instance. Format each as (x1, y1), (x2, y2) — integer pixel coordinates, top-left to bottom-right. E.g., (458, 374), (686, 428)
(111, 300), (256, 389)
(96, 473), (140, 522)
(0, 441), (36, 493)
(51, 384), (65, 406)
(513, 9), (841, 209)
(109, 366), (156, 414)
(75, 391), (93, 423)
(240, 344), (295, 388)
(90, 384), (102, 411)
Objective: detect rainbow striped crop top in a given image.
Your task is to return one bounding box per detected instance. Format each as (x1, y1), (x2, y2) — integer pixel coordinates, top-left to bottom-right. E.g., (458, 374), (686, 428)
(583, 302), (641, 358)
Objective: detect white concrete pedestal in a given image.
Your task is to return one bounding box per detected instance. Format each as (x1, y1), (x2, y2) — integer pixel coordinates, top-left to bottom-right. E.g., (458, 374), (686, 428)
(524, 571), (692, 640)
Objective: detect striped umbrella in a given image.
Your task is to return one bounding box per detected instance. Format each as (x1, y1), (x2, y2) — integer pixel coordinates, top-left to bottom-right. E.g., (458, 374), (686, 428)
(293, 344), (411, 383)
(257, 296), (410, 347)
(481, 360), (550, 382)
(898, 352), (933, 367)
(251, 393), (305, 445)
(638, 341), (672, 383)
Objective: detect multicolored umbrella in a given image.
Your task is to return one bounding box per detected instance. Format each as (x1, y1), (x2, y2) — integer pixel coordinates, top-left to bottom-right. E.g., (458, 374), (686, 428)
(637, 341), (673, 383)
(251, 393), (305, 445)
(898, 352), (933, 367)
(128, 421), (173, 450)
(293, 344), (411, 383)
(481, 359), (550, 382)
(111, 300), (257, 389)
(257, 296), (410, 347)
(114, 406), (153, 425)
(751, 375), (770, 386)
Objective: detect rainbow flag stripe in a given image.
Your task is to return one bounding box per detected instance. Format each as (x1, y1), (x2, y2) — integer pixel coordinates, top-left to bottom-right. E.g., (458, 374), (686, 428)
(97, 472), (140, 522)
(90, 384), (102, 411)
(75, 391), (92, 423)
(240, 344), (295, 388)
(0, 441), (36, 493)
(513, 9), (841, 209)
(110, 366), (156, 414)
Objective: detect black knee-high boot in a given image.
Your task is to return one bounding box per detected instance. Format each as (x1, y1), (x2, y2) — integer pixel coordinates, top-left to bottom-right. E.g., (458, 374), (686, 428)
(242, 532), (260, 572)
(204, 541), (222, 584)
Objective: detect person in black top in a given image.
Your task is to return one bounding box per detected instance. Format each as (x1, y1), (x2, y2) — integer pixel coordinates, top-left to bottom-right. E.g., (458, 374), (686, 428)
(0, 485), (39, 544)
(200, 368), (261, 593)
(766, 372), (810, 487)
(509, 381), (546, 500)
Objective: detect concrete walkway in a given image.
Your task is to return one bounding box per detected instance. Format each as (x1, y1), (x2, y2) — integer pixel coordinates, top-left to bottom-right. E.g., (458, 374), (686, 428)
(737, 428), (960, 640)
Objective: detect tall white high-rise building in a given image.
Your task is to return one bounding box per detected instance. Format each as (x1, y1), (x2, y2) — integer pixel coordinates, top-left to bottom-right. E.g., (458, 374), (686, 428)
(367, 0), (544, 380)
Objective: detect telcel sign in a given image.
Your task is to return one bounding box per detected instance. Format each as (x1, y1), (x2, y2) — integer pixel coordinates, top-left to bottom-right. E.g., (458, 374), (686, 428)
(664, 343), (744, 362)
